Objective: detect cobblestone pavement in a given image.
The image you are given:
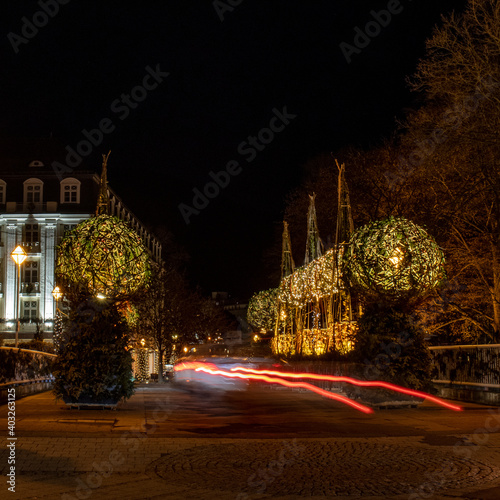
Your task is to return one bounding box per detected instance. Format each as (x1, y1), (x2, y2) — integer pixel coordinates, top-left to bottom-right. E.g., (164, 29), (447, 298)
(1, 385), (500, 499)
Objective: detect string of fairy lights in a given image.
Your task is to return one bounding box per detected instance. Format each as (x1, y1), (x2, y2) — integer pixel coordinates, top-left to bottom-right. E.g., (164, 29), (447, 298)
(264, 215), (446, 357)
(278, 248), (344, 307)
(136, 349), (149, 381)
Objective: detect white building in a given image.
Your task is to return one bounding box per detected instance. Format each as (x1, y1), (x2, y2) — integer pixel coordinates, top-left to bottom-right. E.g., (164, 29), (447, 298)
(0, 139), (161, 343)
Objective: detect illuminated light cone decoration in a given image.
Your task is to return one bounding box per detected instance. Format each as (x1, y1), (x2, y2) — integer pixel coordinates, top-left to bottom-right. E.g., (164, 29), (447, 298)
(56, 153), (150, 300)
(273, 162), (357, 357)
(342, 216), (446, 304)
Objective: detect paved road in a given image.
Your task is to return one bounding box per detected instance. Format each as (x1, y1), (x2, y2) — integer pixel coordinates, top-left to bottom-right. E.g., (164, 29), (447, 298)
(1, 383), (500, 499)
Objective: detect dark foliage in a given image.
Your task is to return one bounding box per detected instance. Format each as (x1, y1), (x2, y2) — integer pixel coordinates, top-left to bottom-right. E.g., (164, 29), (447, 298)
(52, 298), (134, 404)
(353, 303), (434, 390)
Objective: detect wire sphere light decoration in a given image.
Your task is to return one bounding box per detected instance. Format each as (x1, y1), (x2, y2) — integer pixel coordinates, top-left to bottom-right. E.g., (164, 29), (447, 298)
(248, 288), (278, 332)
(56, 214), (150, 300)
(342, 217), (445, 303)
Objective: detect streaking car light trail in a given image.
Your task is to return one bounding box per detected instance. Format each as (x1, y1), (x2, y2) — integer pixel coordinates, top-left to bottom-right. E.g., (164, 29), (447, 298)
(174, 361), (373, 414)
(230, 367), (463, 412)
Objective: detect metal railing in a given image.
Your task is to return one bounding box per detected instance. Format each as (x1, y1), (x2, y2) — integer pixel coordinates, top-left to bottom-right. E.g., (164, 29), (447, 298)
(20, 282), (40, 293)
(20, 241), (41, 253)
(429, 344), (500, 387)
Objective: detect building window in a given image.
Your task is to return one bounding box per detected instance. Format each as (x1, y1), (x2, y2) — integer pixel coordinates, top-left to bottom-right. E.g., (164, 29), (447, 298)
(24, 261), (38, 283)
(64, 185), (78, 202)
(25, 224), (39, 243)
(60, 178), (81, 204)
(22, 262), (39, 294)
(23, 300), (38, 321)
(23, 178), (43, 205)
(28, 185), (41, 202)
(0, 180), (6, 204)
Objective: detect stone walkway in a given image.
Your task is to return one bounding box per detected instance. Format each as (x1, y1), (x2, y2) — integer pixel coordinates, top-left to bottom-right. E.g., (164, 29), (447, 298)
(1, 385), (500, 499)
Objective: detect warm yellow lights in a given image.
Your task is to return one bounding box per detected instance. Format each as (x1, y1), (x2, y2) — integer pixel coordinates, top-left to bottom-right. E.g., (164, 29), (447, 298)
(11, 245), (27, 266)
(96, 293), (106, 300)
(52, 285), (63, 301)
(389, 247), (404, 267)
(11, 245), (27, 348)
(278, 248), (342, 306)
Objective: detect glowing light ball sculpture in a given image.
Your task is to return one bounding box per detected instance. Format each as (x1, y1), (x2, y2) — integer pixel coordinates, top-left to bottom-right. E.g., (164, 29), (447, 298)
(342, 217), (445, 304)
(56, 214), (150, 300)
(247, 288), (278, 332)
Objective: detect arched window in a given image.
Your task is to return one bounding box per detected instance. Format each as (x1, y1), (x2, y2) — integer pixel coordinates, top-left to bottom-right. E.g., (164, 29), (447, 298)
(60, 177), (81, 204)
(0, 179), (6, 204)
(23, 178), (43, 205)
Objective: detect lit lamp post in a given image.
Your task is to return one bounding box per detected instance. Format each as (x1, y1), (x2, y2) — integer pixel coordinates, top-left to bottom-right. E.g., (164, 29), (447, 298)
(11, 245), (27, 348)
(52, 286), (63, 346)
(52, 285), (63, 314)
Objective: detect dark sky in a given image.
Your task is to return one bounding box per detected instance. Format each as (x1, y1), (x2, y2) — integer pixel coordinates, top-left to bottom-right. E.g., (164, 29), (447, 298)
(1, 0), (467, 299)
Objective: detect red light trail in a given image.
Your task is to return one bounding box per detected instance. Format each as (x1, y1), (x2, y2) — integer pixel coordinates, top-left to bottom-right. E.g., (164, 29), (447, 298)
(174, 361), (373, 414)
(229, 366), (462, 411)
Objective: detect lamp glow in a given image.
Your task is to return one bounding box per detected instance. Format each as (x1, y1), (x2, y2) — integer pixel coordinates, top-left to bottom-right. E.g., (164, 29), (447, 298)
(52, 285), (63, 301)
(11, 245), (27, 348)
(11, 245), (27, 266)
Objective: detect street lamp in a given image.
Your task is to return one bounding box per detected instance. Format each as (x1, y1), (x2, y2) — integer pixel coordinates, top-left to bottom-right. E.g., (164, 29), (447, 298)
(52, 285), (63, 345)
(52, 285), (63, 316)
(52, 285), (63, 303)
(11, 245), (27, 348)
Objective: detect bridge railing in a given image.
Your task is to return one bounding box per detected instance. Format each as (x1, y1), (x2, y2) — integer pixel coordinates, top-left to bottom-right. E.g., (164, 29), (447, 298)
(0, 346), (56, 385)
(429, 344), (500, 388)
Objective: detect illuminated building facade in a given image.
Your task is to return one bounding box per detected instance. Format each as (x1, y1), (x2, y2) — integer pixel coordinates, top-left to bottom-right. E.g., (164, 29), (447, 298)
(0, 139), (161, 343)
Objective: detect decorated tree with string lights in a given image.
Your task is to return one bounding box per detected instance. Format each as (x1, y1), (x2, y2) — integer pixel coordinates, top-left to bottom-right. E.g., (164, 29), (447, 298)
(136, 348), (149, 382)
(342, 216), (446, 389)
(53, 153), (150, 405)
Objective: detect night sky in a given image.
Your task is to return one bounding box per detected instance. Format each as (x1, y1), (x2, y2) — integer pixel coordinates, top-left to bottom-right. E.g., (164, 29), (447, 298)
(1, 0), (467, 299)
